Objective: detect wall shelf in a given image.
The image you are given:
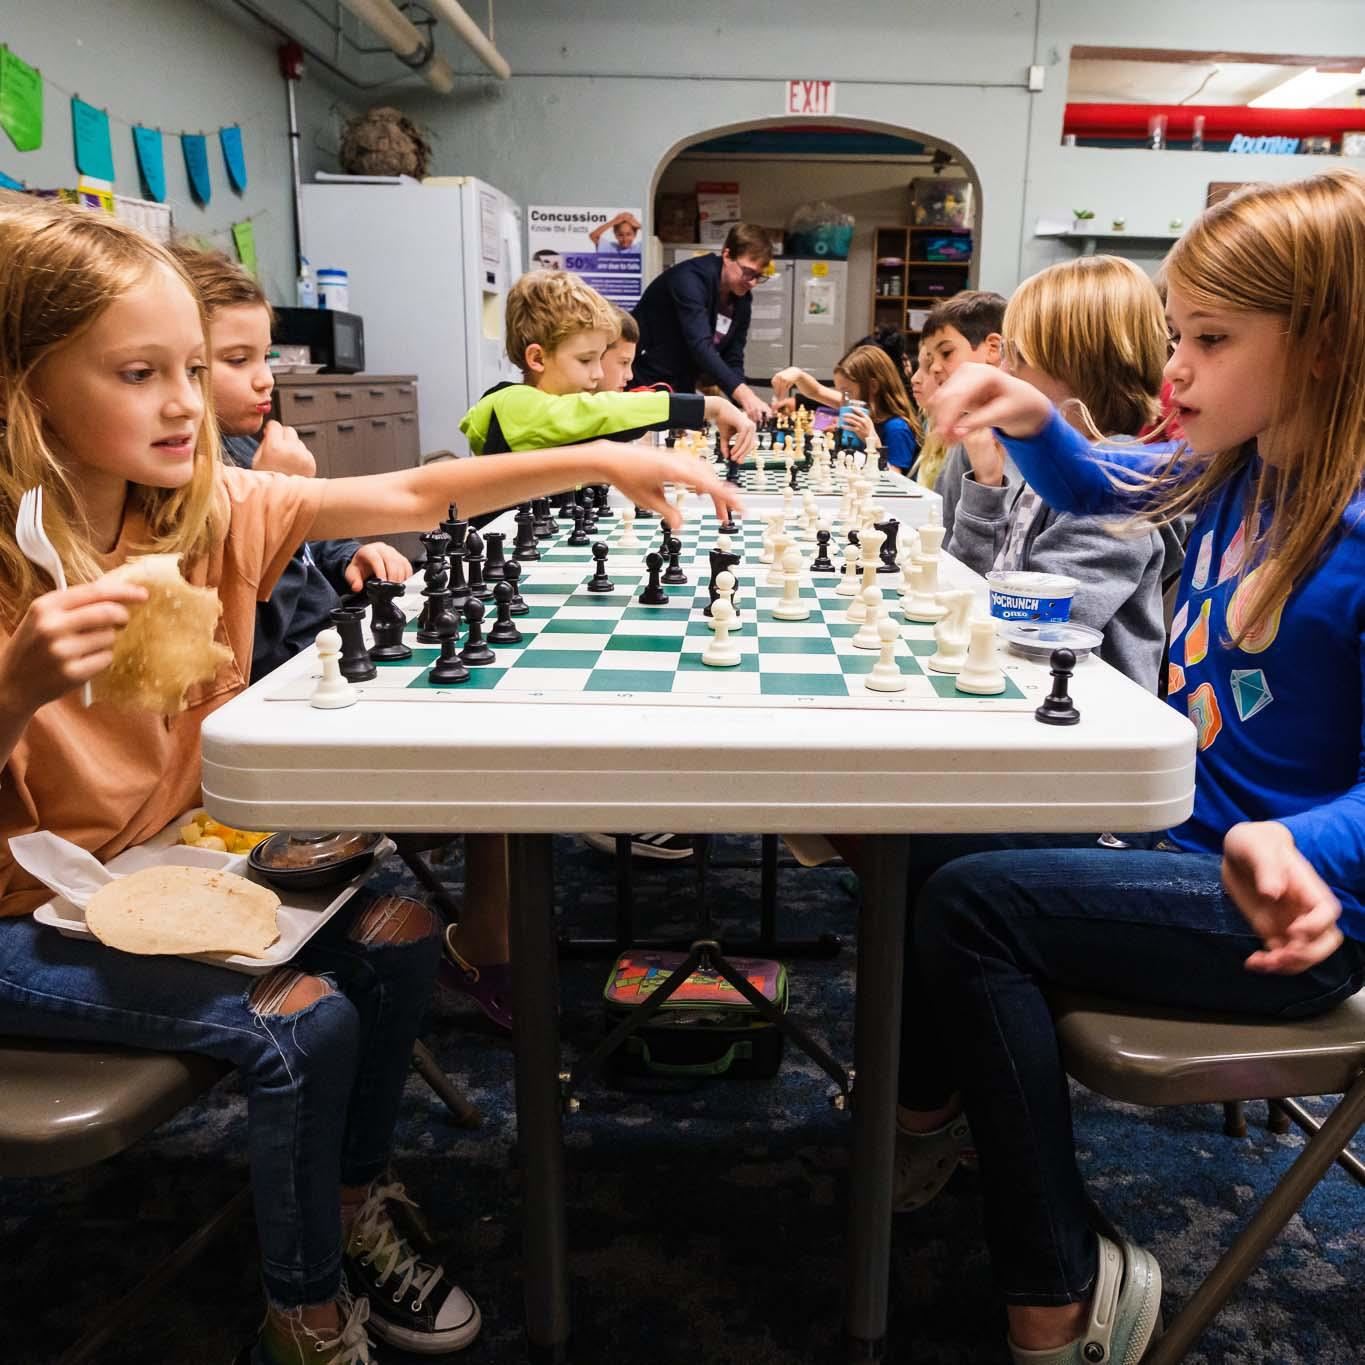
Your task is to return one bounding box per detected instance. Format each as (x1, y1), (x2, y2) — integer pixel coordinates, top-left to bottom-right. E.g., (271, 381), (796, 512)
(872, 224), (973, 337)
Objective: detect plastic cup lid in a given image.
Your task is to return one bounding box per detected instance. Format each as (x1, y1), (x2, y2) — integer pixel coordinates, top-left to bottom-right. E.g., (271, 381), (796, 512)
(1000, 620), (1104, 659)
(252, 830), (381, 871)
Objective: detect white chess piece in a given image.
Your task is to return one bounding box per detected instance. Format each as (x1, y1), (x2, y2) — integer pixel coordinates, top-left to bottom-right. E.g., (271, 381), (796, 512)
(903, 554), (947, 622)
(310, 627), (357, 709)
(766, 532), (792, 586)
(955, 617), (1007, 694)
(702, 592), (741, 666)
(837, 542), (860, 600)
(927, 589), (974, 673)
(858, 527), (886, 599)
(852, 584), (887, 649)
(709, 568), (740, 632)
(865, 615), (907, 692)
(782, 485), (794, 524)
(918, 522), (946, 558)
(618, 505), (640, 549)
(761, 511), (783, 565)
(771, 545), (810, 621)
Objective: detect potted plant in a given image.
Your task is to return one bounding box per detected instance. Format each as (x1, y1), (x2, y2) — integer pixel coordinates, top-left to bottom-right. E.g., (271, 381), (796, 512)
(1072, 208), (1095, 233)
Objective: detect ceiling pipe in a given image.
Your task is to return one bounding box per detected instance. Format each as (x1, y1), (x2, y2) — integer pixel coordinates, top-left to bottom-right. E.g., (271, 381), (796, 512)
(338, 0), (457, 93)
(424, 0), (511, 80)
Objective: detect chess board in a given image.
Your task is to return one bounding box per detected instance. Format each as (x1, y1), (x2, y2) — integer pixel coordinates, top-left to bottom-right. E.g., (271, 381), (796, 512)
(269, 510), (1043, 713)
(719, 462), (922, 500)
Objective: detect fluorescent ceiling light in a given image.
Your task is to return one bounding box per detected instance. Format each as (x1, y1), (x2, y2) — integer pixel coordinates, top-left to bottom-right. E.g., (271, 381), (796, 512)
(1248, 67), (1364, 109)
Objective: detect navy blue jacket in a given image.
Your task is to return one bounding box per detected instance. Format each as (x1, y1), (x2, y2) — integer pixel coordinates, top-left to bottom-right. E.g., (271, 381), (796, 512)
(632, 252), (751, 397)
(222, 435), (361, 683)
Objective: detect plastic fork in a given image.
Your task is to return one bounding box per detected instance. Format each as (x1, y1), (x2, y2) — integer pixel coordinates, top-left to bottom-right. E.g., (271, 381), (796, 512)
(16, 485), (92, 707)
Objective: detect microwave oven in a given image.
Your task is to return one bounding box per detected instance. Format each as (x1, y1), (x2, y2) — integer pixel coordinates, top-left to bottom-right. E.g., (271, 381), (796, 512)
(273, 307), (365, 374)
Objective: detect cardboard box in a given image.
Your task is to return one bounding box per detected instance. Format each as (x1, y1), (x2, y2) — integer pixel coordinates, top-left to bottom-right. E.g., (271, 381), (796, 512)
(697, 180), (741, 243)
(656, 192), (696, 244)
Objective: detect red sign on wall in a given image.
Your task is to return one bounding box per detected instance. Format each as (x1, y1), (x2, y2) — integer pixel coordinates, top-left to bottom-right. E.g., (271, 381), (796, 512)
(785, 80), (836, 116)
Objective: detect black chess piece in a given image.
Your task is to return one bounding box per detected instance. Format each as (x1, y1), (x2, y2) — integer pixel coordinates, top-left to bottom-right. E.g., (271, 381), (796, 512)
(504, 559), (529, 616)
(446, 532), (470, 611)
(330, 604), (377, 682)
(639, 551), (669, 605)
(706, 544), (742, 617)
(512, 504), (540, 561)
(532, 496), (554, 539)
(634, 503), (654, 520)
(567, 503), (589, 547)
(441, 504), (463, 544)
(427, 611), (470, 685)
(788, 462), (800, 492)
(592, 483), (613, 520)
(811, 528), (836, 574)
(725, 459), (742, 486)
(875, 519), (901, 575)
(578, 487), (598, 534)
(553, 488), (577, 521)
(483, 531), (509, 582)
(719, 508), (740, 535)
(364, 578), (412, 662)
(415, 586), (457, 645)
(586, 541), (614, 593)
(487, 580), (523, 644)
(464, 528), (493, 600)
(459, 598), (496, 665)
(418, 530), (450, 592)
(662, 535), (687, 585)
(1035, 647), (1081, 726)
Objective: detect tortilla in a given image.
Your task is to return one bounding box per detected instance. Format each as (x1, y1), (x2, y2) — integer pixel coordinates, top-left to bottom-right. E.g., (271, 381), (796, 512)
(92, 553), (233, 714)
(84, 864), (281, 957)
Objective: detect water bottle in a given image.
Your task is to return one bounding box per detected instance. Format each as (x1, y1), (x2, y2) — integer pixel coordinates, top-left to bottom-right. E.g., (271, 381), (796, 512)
(838, 398), (868, 455)
(295, 256), (317, 308)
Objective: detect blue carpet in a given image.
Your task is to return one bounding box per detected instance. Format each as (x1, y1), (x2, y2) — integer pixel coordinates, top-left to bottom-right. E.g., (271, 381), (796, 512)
(2, 836), (1361, 1363)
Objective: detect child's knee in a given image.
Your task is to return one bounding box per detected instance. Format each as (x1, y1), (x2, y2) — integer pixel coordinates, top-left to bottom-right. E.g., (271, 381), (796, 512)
(249, 968), (335, 1017)
(347, 895), (437, 946)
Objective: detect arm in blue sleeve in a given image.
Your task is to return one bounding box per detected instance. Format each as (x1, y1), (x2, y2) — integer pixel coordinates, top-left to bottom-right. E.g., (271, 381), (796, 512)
(311, 538), (364, 593)
(996, 408), (1173, 516)
(667, 267), (747, 397)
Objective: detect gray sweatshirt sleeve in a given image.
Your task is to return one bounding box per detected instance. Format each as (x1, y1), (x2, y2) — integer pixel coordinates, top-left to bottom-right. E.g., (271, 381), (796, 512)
(933, 444), (970, 543)
(946, 470), (1018, 575)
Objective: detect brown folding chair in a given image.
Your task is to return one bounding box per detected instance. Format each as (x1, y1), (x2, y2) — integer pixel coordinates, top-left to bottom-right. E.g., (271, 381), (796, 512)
(1051, 988), (1365, 1364)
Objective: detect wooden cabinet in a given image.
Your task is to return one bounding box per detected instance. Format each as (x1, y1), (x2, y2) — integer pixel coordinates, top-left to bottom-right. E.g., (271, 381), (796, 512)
(272, 372), (422, 557)
(870, 226), (974, 343)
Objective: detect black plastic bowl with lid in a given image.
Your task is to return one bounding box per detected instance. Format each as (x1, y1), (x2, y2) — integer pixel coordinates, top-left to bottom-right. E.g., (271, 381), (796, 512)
(248, 831), (385, 891)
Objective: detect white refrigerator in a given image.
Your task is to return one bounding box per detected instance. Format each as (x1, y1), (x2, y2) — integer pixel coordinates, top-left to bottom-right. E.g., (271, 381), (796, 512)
(300, 176), (523, 456)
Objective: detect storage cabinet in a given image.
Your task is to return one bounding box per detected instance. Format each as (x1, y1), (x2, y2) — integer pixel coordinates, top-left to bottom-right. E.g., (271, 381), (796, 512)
(870, 226), (974, 343)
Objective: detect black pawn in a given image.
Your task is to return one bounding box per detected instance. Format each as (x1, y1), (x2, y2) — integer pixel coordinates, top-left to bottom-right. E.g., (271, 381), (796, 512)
(1035, 648), (1080, 727)
(725, 460), (742, 486)
(465, 529), (492, 600)
(811, 528), (836, 574)
(416, 588), (456, 646)
(365, 579), (411, 662)
(662, 535), (687, 585)
(487, 581), (523, 644)
(459, 598), (496, 665)
(504, 559), (529, 617)
(586, 541), (614, 593)
(875, 519), (901, 575)
(532, 497), (554, 539)
(639, 551), (669, 605)
(553, 488), (577, 520)
(427, 613), (470, 686)
(593, 484), (613, 520)
(484, 531), (509, 582)
(567, 503), (589, 547)
(513, 505), (540, 562)
(634, 503), (654, 521)
(719, 509), (740, 535)
(331, 604), (377, 682)
(579, 488), (598, 535)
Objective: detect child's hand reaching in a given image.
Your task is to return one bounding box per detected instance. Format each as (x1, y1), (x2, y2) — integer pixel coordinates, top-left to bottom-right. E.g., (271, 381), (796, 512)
(962, 428), (1007, 488)
(254, 420), (318, 478)
(703, 397), (757, 462)
(928, 363), (1052, 443)
(1222, 821), (1344, 974)
(0, 579), (149, 714)
(344, 542), (413, 592)
(598, 443), (745, 528)
(771, 367), (805, 400)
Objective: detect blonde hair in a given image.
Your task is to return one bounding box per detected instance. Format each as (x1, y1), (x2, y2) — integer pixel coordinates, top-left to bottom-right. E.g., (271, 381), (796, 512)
(505, 271), (617, 371)
(0, 200), (226, 617)
(834, 344), (922, 440)
(1138, 169), (1365, 643)
(1005, 255), (1166, 438)
(169, 241), (272, 322)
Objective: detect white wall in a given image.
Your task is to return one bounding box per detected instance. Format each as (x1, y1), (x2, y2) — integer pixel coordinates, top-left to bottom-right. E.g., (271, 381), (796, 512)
(2, 0), (354, 301)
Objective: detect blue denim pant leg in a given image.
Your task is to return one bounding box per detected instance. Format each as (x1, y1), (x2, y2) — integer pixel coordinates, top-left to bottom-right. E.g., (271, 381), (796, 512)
(907, 844), (1365, 1306)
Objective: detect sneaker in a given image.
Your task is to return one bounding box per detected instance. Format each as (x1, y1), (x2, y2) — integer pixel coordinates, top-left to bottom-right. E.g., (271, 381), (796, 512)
(344, 1179), (481, 1354)
(892, 1113), (972, 1212)
(239, 1292), (375, 1365)
(582, 832), (695, 861)
(1008, 1233), (1162, 1365)
(438, 925), (513, 1031)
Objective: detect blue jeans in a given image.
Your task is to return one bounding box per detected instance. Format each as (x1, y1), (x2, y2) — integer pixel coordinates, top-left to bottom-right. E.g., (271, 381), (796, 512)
(0, 890), (440, 1307)
(897, 838), (1365, 1305)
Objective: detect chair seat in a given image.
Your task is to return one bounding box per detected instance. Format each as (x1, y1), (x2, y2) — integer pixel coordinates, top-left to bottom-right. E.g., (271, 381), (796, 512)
(1051, 987), (1365, 1107)
(0, 1037), (230, 1178)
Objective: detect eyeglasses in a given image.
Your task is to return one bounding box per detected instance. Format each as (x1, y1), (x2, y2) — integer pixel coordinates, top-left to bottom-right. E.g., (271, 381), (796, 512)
(736, 265), (766, 284)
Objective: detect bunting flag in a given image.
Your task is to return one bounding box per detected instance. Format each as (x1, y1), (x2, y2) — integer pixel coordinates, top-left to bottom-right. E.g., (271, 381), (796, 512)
(181, 132), (210, 205)
(219, 124), (247, 193)
(132, 125), (165, 202)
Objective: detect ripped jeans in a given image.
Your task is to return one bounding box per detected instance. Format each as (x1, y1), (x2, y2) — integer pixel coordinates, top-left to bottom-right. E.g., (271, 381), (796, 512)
(0, 888), (441, 1307)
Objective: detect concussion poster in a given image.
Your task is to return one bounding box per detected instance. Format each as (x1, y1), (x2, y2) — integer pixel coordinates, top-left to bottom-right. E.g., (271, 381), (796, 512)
(527, 205), (644, 309)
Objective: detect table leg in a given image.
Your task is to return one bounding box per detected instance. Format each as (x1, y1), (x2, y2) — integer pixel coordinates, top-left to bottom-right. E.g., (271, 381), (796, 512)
(507, 833), (571, 1362)
(845, 834), (909, 1360)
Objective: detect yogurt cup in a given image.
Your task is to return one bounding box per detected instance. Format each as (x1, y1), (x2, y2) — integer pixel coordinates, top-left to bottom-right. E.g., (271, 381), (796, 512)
(986, 570), (1078, 623)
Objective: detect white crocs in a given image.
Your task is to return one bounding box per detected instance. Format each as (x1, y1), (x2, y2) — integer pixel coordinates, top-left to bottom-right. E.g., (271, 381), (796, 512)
(892, 1113), (972, 1212)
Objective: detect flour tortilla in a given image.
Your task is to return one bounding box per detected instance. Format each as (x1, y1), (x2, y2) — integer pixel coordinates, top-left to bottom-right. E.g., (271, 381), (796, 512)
(84, 864), (281, 957)
(92, 554), (234, 714)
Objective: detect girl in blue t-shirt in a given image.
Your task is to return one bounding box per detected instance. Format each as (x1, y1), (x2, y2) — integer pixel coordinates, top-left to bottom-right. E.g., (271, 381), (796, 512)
(894, 169), (1365, 1365)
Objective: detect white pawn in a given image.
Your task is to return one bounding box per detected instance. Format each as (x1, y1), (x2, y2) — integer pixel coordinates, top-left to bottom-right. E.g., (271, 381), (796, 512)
(309, 627), (357, 709)
(955, 616), (1007, 695)
(702, 592), (741, 666)
(837, 542), (860, 599)
(852, 584), (887, 649)
(928, 589), (974, 674)
(618, 505), (640, 549)
(709, 568), (740, 632)
(865, 615), (907, 692)
(771, 545), (810, 621)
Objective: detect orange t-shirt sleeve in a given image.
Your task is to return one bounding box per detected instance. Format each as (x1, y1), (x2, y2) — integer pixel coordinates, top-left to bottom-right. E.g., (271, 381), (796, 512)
(220, 464), (329, 602)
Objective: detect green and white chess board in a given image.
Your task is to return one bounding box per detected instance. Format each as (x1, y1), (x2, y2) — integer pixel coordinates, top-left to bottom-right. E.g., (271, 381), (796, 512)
(270, 510), (1042, 713)
(717, 462), (922, 500)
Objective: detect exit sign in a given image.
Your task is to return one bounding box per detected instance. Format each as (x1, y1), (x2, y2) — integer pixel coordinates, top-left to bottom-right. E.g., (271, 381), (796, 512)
(785, 79), (836, 116)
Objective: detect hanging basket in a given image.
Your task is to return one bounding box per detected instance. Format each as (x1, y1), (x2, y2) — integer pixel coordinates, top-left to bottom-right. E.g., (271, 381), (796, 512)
(338, 106), (433, 179)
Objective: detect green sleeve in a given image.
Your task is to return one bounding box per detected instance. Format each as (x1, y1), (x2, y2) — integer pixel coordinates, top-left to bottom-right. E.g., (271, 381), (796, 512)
(476, 387), (673, 451)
